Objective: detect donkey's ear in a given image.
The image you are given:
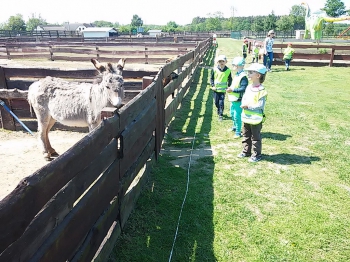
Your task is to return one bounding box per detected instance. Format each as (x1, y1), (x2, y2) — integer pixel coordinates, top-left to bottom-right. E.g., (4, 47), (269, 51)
(107, 62), (116, 73)
(91, 59), (106, 72)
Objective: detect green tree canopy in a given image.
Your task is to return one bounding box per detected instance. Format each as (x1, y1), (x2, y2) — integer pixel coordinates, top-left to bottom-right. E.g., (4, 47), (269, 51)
(2, 14), (26, 31)
(322, 0), (347, 17)
(263, 12), (277, 31)
(131, 15), (143, 27)
(276, 15), (294, 32)
(94, 20), (114, 27)
(26, 14), (47, 31)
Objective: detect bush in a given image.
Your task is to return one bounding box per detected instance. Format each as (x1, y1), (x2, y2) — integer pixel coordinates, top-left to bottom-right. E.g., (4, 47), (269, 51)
(319, 48), (328, 54)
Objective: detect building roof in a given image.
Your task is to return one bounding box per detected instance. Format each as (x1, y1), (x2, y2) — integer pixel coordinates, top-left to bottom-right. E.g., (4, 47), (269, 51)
(63, 23), (95, 31)
(83, 27), (117, 32)
(39, 25), (66, 31)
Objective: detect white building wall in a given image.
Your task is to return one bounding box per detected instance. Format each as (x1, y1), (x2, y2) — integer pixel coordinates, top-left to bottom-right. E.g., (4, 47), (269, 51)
(83, 31), (109, 38)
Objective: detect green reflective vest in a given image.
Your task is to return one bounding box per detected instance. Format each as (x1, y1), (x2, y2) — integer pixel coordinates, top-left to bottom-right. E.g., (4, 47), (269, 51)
(227, 71), (247, 102)
(213, 67), (231, 93)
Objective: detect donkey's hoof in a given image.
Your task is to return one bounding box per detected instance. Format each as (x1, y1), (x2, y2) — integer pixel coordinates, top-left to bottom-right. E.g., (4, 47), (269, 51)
(50, 151), (59, 157)
(43, 153), (52, 161)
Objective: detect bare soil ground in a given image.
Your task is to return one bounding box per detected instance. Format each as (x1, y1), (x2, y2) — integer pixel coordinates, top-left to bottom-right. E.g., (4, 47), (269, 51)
(0, 58), (162, 201)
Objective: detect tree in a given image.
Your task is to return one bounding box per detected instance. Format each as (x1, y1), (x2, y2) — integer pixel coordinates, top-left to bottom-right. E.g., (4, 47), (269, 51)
(131, 15), (143, 27)
(324, 22), (335, 36)
(164, 21), (178, 33)
(276, 15), (294, 32)
(263, 12), (277, 31)
(26, 14), (47, 31)
(322, 0), (347, 17)
(94, 20), (114, 27)
(2, 14), (26, 31)
(289, 5), (306, 17)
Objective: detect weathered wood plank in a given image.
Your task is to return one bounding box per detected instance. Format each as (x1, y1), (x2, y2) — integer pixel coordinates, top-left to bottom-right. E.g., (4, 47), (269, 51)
(0, 139), (119, 262)
(0, 115), (120, 253)
(118, 82), (156, 130)
(120, 116), (155, 176)
(119, 148), (156, 228)
(121, 98), (156, 157)
(30, 160), (120, 262)
(3, 67), (158, 80)
(0, 88), (28, 99)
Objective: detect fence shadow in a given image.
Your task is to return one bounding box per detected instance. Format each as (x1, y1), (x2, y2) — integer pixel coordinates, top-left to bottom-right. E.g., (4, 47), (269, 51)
(111, 47), (217, 261)
(263, 153), (321, 165)
(262, 132), (292, 141)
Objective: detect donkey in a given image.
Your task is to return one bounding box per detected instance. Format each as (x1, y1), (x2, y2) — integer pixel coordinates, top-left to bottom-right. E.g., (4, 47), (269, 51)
(28, 58), (125, 160)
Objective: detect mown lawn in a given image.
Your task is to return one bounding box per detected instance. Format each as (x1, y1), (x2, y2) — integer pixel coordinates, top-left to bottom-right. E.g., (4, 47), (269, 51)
(110, 38), (350, 262)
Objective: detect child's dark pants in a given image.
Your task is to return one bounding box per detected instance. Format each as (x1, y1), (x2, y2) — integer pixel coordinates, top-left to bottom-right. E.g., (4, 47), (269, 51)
(242, 122), (262, 158)
(213, 91), (225, 117)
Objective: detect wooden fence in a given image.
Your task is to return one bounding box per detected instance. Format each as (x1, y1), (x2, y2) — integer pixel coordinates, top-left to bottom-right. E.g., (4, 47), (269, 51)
(247, 40), (350, 67)
(0, 38), (211, 261)
(0, 40), (201, 64)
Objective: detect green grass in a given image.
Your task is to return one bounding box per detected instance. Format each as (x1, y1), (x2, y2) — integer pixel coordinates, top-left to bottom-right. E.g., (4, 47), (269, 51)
(110, 39), (350, 262)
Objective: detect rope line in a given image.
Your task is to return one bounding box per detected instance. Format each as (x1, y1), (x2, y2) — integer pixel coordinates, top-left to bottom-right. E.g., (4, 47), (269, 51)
(168, 132), (197, 262)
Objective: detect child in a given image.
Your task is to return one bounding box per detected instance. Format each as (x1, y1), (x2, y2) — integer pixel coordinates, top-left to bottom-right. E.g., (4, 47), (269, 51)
(226, 57), (248, 138)
(242, 39), (249, 59)
(210, 55), (232, 121)
(251, 42), (260, 63)
(237, 63), (268, 162)
(283, 43), (295, 71)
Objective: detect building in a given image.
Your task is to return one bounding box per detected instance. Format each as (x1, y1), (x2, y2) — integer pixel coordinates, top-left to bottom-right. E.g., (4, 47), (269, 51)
(148, 29), (162, 37)
(295, 30), (306, 39)
(63, 22), (94, 35)
(82, 27), (118, 38)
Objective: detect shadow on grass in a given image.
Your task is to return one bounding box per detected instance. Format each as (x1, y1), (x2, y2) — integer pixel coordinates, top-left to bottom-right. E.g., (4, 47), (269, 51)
(111, 47), (218, 261)
(262, 132), (292, 141)
(264, 153), (321, 164)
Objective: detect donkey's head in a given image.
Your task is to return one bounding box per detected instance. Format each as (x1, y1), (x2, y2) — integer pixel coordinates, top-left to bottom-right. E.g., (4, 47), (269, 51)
(91, 58), (126, 107)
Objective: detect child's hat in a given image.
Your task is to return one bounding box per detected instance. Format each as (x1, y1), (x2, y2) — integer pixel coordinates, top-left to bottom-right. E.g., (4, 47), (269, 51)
(216, 55), (227, 62)
(232, 57), (245, 66)
(245, 63), (267, 75)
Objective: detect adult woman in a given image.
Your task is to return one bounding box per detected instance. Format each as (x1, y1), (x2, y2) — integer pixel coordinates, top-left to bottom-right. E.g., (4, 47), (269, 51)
(263, 30), (275, 72)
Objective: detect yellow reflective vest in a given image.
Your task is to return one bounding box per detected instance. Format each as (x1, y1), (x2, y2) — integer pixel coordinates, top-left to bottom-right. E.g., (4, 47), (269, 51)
(241, 86), (267, 125)
(213, 67), (231, 93)
(227, 71), (247, 102)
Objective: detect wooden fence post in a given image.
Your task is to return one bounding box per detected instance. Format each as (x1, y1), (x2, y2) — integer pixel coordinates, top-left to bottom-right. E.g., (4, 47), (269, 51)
(329, 48), (335, 67)
(49, 45), (53, 61)
(142, 76), (154, 90)
(0, 67), (15, 130)
(5, 44), (10, 60)
(145, 47), (148, 64)
(96, 46), (100, 60)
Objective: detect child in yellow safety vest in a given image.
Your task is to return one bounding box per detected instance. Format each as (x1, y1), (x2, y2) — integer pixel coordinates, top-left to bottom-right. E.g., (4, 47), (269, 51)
(237, 63), (268, 163)
(251, 42), (260, 63)
(283, 43), (295, 71)
(210, 54), (232, 121)
(226, 57), (248, 138)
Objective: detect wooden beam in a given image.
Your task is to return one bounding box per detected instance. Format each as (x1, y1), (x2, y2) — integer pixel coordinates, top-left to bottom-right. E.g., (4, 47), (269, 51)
(0, 88), (28, 99)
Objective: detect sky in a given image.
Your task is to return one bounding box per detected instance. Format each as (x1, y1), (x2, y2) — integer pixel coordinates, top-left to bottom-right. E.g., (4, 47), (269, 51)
(1, 0), (350, 26)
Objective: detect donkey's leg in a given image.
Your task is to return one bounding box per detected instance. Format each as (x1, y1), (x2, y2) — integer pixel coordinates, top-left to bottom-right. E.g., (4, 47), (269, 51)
(46, 116), (58, 157)
(35, 112), (52, 160)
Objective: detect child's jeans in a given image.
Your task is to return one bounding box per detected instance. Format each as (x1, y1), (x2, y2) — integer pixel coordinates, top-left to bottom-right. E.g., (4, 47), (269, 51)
(285, 59), (291, 69)
(242, 122), (262, 158)
(263, 52), (273, 70)
(213, 91), (225, 117)
(230, 101), (242, 135)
